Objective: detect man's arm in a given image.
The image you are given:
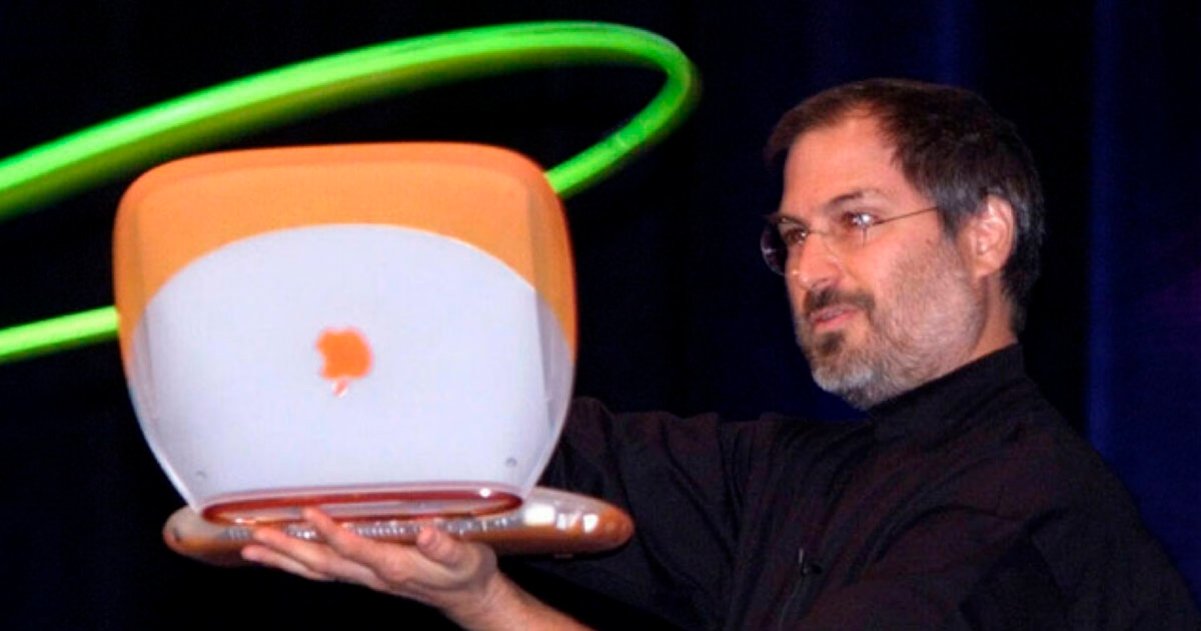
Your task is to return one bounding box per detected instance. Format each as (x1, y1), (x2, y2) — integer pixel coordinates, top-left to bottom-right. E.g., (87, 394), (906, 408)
(242, 508), (588, 631)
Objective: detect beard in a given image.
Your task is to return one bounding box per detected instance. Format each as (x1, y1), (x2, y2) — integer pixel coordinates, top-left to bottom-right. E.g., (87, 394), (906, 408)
(794, 241), (984, 409)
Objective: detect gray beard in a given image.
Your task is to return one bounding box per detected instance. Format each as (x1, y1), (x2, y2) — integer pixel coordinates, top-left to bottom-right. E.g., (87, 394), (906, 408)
(794, 243), (984, 410)
(800, 327), (942, 409)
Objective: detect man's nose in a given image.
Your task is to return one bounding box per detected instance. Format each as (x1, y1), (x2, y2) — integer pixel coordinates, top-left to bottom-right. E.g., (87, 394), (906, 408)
(786, 236), (841, 293)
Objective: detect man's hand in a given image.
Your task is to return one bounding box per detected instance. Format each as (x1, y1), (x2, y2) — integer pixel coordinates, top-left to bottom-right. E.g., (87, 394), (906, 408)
(241, 508), (588, 630)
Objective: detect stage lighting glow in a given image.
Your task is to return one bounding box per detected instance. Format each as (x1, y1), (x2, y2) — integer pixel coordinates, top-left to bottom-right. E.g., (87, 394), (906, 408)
(0, 21), (699, 364)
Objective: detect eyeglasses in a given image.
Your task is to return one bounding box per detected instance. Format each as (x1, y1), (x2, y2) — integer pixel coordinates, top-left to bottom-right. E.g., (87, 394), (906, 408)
(760, 206), (939, 275)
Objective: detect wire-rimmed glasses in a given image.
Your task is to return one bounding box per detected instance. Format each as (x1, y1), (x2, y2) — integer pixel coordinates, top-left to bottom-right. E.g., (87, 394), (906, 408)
(760, 206), (939, 275)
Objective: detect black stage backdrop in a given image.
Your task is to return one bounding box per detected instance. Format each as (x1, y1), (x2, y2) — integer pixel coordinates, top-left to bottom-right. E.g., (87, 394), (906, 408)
(0, 1), (1197, 628)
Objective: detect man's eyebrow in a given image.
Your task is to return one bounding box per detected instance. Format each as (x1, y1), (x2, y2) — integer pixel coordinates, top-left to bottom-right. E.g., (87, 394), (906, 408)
(765, 210), (802, 224)
(772, 188), (886, 223)
(822, 188), (884, 209)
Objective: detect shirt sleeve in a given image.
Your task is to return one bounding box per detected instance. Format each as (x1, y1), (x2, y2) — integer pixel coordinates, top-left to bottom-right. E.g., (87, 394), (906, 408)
(530, 397), (770, 628)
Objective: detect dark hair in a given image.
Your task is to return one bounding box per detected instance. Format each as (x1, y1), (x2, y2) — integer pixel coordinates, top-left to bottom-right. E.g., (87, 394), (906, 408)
(767, 78), (1044, 331)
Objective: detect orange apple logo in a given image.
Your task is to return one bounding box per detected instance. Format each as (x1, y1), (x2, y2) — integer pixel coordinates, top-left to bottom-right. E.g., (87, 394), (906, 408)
(316, 327), (373, 396)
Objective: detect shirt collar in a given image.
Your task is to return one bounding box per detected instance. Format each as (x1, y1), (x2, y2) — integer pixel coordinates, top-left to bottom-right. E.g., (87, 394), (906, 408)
(866, 344), (1027, 444)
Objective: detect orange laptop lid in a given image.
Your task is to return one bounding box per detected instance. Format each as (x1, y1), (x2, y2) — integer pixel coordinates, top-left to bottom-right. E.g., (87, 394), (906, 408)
(115, 143), (577, 524)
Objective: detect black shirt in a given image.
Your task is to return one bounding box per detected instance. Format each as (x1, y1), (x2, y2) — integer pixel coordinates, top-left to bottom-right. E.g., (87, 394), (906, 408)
(537, 346), (1200, 629)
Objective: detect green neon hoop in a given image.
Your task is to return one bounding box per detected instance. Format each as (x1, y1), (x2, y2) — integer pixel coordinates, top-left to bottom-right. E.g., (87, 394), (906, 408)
(0, 21), (699, 365)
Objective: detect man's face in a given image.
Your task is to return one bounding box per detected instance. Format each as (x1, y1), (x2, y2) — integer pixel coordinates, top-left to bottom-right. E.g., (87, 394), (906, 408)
(778, 114), (985, 408)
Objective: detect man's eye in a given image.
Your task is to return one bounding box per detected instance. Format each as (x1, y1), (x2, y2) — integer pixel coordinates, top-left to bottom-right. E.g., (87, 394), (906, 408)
(839, 211), (877, 231)
(779, 225), (808, 246)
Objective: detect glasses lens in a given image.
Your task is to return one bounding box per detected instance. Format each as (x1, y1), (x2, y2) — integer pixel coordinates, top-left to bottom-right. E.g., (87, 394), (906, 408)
(759, 223), (786, 275)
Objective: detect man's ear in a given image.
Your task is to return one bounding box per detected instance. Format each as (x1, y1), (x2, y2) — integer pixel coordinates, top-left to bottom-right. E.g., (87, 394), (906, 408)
(960, 195), (1015, 280)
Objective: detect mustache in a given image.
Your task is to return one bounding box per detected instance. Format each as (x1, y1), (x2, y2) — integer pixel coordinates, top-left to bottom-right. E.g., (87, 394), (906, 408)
(803, 288), (875, 318)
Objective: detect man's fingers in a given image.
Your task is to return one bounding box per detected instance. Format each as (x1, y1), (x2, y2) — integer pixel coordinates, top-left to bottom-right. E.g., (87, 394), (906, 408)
(292, 508), (475, 571)
(295, 508), (465, 594)
(299, 508), (419, 572)
(241, 543), (333, 582)
(300, 507), (371, 556)
(243, 510), (505, 616)
(247, 524), (381, 586)
(297, 509), (468, 571)
(415, 525), (471, 568)
(247, 509), (497, 604)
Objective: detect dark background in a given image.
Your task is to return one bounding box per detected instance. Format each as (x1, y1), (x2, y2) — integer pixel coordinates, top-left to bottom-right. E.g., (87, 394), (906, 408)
(1, 1), (1197, 628)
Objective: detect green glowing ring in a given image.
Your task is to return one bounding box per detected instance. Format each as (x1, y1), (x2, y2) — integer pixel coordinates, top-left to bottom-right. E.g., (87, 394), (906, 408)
(0, 21), (699, 364)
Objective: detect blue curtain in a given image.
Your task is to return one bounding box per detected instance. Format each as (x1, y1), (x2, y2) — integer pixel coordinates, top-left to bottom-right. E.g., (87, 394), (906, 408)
(1089, 0), (1201, 596)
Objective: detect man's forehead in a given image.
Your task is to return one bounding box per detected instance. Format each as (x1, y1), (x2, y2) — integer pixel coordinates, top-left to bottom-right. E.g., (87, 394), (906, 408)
(779, 115), (924, 213)
(784, 115), (894, 173)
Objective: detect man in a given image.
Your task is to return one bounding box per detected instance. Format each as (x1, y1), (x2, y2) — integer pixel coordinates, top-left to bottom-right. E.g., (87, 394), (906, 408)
(242, 79), (1200, 629)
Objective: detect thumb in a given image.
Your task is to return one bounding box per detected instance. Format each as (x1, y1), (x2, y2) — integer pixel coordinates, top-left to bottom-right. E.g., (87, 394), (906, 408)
(415, 526), (471, 568)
